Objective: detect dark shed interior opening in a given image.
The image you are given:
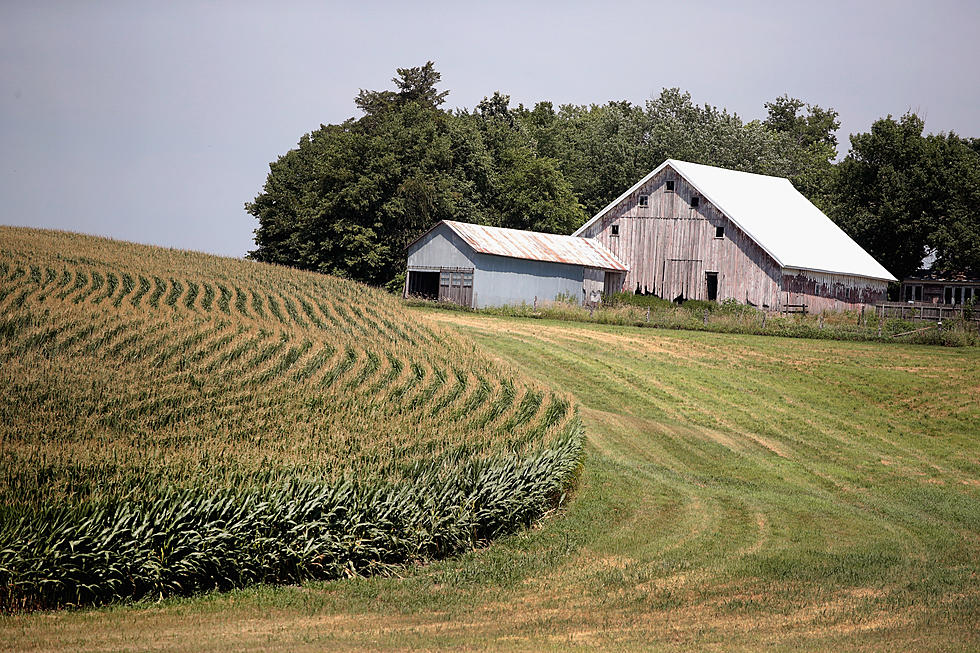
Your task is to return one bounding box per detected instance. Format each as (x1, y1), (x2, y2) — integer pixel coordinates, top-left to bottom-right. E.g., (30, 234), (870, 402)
(406, 270), (440, 300)
(705, 272), (718, 301)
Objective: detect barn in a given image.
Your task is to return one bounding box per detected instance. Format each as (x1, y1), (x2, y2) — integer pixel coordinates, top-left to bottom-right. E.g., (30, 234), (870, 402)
(573, 159), (897, 312)
(404, 220), (627, 309)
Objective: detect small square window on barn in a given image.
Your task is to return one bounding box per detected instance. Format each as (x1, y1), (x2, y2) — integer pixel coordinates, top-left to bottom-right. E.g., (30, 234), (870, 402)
(715, 226), (724, 239)
(665, 180), (675, 192)
(691, 196), (700, 208)
(611, 224), (620, 237)
(638, 195), (648, 207)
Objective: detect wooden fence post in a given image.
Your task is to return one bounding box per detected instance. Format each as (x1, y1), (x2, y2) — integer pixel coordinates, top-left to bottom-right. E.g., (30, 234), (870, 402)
(645, 308), (650, 323)
(762, 313), (767, 329)
(703, 309), (709, 326)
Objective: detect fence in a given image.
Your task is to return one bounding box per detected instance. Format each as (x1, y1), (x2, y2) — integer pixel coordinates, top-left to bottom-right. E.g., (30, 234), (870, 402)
(876, 302), (977, 322)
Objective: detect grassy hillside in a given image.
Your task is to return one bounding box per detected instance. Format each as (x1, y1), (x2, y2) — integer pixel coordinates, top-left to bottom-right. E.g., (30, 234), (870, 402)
(6, 310), (977, 651)
(0, 227), (581, 610)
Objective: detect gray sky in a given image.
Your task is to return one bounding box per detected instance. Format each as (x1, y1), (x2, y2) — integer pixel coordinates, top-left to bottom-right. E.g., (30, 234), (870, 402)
(2, 0), (978, 258)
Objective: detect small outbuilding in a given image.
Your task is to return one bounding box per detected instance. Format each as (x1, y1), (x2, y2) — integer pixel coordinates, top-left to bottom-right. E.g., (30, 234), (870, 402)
(405, 220), (627, 309)
(899, 270), (979, 306)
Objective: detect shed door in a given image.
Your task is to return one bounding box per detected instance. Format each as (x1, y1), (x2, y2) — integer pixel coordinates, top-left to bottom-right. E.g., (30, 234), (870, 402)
(438, 268), (474, 307)
(603, 271), (625, 296)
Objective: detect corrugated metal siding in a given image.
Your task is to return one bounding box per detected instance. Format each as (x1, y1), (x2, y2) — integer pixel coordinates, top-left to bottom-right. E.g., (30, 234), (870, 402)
(471, 253), (584, 309)
(406, 226), (476, 270)
(445, 220), (627, 271)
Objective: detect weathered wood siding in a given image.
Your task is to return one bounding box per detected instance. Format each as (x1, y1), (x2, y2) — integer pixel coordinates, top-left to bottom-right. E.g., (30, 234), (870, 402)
(578, 167), (782, 308)
(583, 267), (605, 302)
(782, 269), (888, 312)
(603, 271), (626, 297)
(901, 280), (980, 305)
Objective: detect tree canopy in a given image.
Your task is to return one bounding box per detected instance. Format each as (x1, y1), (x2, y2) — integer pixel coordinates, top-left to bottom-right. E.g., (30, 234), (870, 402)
(831, 114), (980, 279)
(247, 63), (979, 288)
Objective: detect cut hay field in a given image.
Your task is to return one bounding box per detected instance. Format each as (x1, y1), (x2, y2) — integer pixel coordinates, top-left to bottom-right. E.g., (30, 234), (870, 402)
(0, 227), (580, 612)
(5, 303), (978, 651)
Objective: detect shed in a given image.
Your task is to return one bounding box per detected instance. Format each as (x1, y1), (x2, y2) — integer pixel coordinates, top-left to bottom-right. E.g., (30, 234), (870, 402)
(573, 159), (897, 313)
(900, 270), (979, 305)
(405, 220), (627, 308)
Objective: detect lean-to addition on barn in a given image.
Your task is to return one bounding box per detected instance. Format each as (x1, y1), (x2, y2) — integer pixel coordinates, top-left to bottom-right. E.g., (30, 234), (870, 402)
(405, 220), (627, 308)
(573, 159), (897, 312)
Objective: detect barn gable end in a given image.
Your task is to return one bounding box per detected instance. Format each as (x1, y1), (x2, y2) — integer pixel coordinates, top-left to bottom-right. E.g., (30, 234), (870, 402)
(576, 160), (895, 312)
(576, 165), (782, 307)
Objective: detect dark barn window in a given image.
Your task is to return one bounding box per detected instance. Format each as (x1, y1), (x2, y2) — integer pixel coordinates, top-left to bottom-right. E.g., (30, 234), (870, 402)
(611, 224), (620, 236)
(638, 195), (648, 206)
(715, 226), (724, 239)
(691, 196), (700, 208)
(665, 180), (675, 192)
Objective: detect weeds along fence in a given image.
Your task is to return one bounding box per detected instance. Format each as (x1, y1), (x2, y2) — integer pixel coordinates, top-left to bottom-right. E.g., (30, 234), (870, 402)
(405, 294), (980, 347)
(0, 226), (584, 611)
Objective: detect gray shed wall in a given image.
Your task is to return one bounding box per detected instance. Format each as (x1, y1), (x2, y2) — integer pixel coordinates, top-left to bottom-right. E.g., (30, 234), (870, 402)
(406, 225), (476, 269)
(471, 253), (584, 309)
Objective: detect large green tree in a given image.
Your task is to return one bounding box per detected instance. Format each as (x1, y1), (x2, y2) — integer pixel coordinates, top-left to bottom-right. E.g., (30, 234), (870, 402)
(763, 95), (840, 210)
(472, 92), (586, 233)
(248, 64), (584, 286)
(516, 89), (833, 217)
(831, 113), (980, 279)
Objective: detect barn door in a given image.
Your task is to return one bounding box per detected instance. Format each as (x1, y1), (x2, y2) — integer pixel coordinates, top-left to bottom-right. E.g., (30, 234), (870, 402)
(438, 268), (474, 307)
(603, 271), (625, 297)
(705, 272), (718, 301)
(662, 259), (702, 301)
(461, 269), (473, 306)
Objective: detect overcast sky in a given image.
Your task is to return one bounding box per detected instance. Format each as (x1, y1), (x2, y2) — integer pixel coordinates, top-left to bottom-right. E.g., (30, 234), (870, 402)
(2, 0), (978, 258)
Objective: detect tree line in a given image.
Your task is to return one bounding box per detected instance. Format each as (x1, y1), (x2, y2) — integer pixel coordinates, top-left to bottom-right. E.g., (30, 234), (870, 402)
(247, 62), (980, 291)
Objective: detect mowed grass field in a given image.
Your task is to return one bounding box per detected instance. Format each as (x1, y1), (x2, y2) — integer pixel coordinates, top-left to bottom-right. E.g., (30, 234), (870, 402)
(4, 304), (978, 651)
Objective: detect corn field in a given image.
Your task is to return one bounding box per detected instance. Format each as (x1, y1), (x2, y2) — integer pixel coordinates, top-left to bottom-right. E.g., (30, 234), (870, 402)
(0, 227), (583, 611)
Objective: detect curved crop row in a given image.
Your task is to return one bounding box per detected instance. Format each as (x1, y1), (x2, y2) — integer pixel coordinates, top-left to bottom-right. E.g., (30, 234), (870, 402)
(0, 423), (581, 612)
(0, 226), (584, 611)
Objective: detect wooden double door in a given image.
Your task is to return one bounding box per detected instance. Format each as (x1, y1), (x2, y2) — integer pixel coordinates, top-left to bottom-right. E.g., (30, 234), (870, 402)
(438, 267), (473, 307)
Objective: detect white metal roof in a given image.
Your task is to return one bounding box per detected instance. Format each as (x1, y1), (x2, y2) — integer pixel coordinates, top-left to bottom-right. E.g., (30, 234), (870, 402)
(440, 220), (628, 271)
(573, 159), (897, 282)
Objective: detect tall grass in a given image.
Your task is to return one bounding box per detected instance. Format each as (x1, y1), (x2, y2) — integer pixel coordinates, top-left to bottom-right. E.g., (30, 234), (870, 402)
(406, 295), (980, 347)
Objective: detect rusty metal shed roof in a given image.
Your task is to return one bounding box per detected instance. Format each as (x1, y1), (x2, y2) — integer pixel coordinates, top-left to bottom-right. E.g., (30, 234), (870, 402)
(439, 220), (628, 271)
